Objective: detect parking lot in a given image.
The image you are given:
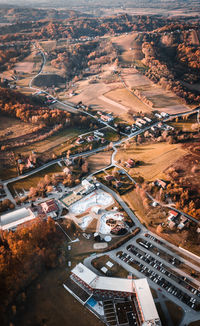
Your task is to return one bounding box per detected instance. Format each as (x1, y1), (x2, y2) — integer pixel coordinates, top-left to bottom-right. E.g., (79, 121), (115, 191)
(116, 243), (200, 311)
(110, 230), (200, 312)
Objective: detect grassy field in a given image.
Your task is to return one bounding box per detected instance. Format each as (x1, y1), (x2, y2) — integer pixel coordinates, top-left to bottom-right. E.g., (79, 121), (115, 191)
(104, 88), (148, 113)
(14, 127), (84, 157)
(87, 150), (112, 174)
(111, 32), (143, 63)
(8, 163), (62, 196)
(116, 142), (187, 181)
(14, 262), (103, 326)
(169, 113), (198, 132)
(0, 116), (36, 140)
(122, 189), (147, 225)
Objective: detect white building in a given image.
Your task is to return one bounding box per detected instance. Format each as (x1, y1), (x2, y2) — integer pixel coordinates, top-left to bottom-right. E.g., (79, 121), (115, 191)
(65, 263), (161, 326)
(0, 207), (37, 231)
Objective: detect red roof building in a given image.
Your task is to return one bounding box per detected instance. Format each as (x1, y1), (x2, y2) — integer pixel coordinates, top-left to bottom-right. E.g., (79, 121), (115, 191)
(126, 159), (135, 168)
(41, 199), (58, 215)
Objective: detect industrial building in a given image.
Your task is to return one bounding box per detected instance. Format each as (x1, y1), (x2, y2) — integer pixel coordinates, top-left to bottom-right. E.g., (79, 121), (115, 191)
(64, 263), (161, 326)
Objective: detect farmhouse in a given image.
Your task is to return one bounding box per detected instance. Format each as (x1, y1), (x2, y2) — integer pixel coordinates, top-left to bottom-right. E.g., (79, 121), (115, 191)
(100, 114), (114, 123)
(94, 130), (104, 137)
(87, 135), (95, 142)
(76, 137), (84, 144)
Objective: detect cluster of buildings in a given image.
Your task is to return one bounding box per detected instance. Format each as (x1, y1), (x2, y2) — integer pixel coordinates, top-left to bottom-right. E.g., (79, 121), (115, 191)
(96, 111), (114, 124)
(134, 117), (152, 129)
(64, 262), (161, 326)
(0, 199), (59, 231)
(167, 210), (190, 231)
(76, 130), (106, 145)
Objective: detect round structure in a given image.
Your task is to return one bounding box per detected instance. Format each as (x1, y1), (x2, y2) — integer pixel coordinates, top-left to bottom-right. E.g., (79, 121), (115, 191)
(104, 235), (112, 242)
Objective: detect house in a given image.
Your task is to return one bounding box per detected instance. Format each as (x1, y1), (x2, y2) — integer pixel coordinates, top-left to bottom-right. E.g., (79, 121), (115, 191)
(104, 175), (114, 182)
(100, 114), (113, 123)
(40, 199), (58, 218)
(65, 158), (73, 166)
(161, 112), (169, 118)
(157, 122), (163, 128)
(94, 130), (104, 137)
(144, 116), (152, 123)
(169, 220), (176, 230)
(138, 119), (146, 125)
(155, 179), (167, 189)
(126, 159), (135, 168)
(155, 113), (162, 119)
(167, 210), (179, 222)
(63, 167), (72, 175)
(135, 121), (142, 128)
(87, 135), (95, 142)
(76, 137), (84, 144)
(178, 216), (189, 230)
(26, 158), (34, 169)
(101, 138), (106, 144)
(131, 126), (137, 132)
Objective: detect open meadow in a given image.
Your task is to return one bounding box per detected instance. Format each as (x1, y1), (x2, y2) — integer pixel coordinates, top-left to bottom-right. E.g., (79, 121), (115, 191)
(104, 87), (149, 113)
(87, 150), (112, 174)
(116, 142), (187, 181)
(0, 116), (36, 141)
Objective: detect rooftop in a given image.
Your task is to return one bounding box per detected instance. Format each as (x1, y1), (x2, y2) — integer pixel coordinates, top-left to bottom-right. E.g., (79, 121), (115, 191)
(0, 207), (36, 231)
(134, 278), (159, 322)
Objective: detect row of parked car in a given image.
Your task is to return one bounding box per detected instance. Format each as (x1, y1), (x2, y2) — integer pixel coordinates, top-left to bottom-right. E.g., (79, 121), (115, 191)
(117, 247), (200, 311)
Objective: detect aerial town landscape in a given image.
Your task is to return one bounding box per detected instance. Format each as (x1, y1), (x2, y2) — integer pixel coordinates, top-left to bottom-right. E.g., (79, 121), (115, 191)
(0, 0), (200, 326)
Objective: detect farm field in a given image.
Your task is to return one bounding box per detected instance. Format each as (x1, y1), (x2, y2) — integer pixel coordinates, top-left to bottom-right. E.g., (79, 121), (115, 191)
(116, 142), (187, 181)
(0, 116), (36, 140)
(104, 88), (149, 113)
(122, 70), (190, 114)
(8, 163), (62, 196)
(169, 113), (198, 131)
(111, 32), (144, 62)
(87, 150), (112, 174)
(14, 127), (83, 157)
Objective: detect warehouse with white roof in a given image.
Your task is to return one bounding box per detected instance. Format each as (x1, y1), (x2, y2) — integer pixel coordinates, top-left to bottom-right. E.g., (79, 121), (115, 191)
(0, 207), (37, 231)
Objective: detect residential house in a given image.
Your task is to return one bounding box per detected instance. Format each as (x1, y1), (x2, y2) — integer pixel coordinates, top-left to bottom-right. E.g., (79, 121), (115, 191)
(76, 137), (84, 144)
(40, 199), (58, 218)
(178, 215), (189, 230)
(126, 159), (135, 168)
(155, 179), (167, 189)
